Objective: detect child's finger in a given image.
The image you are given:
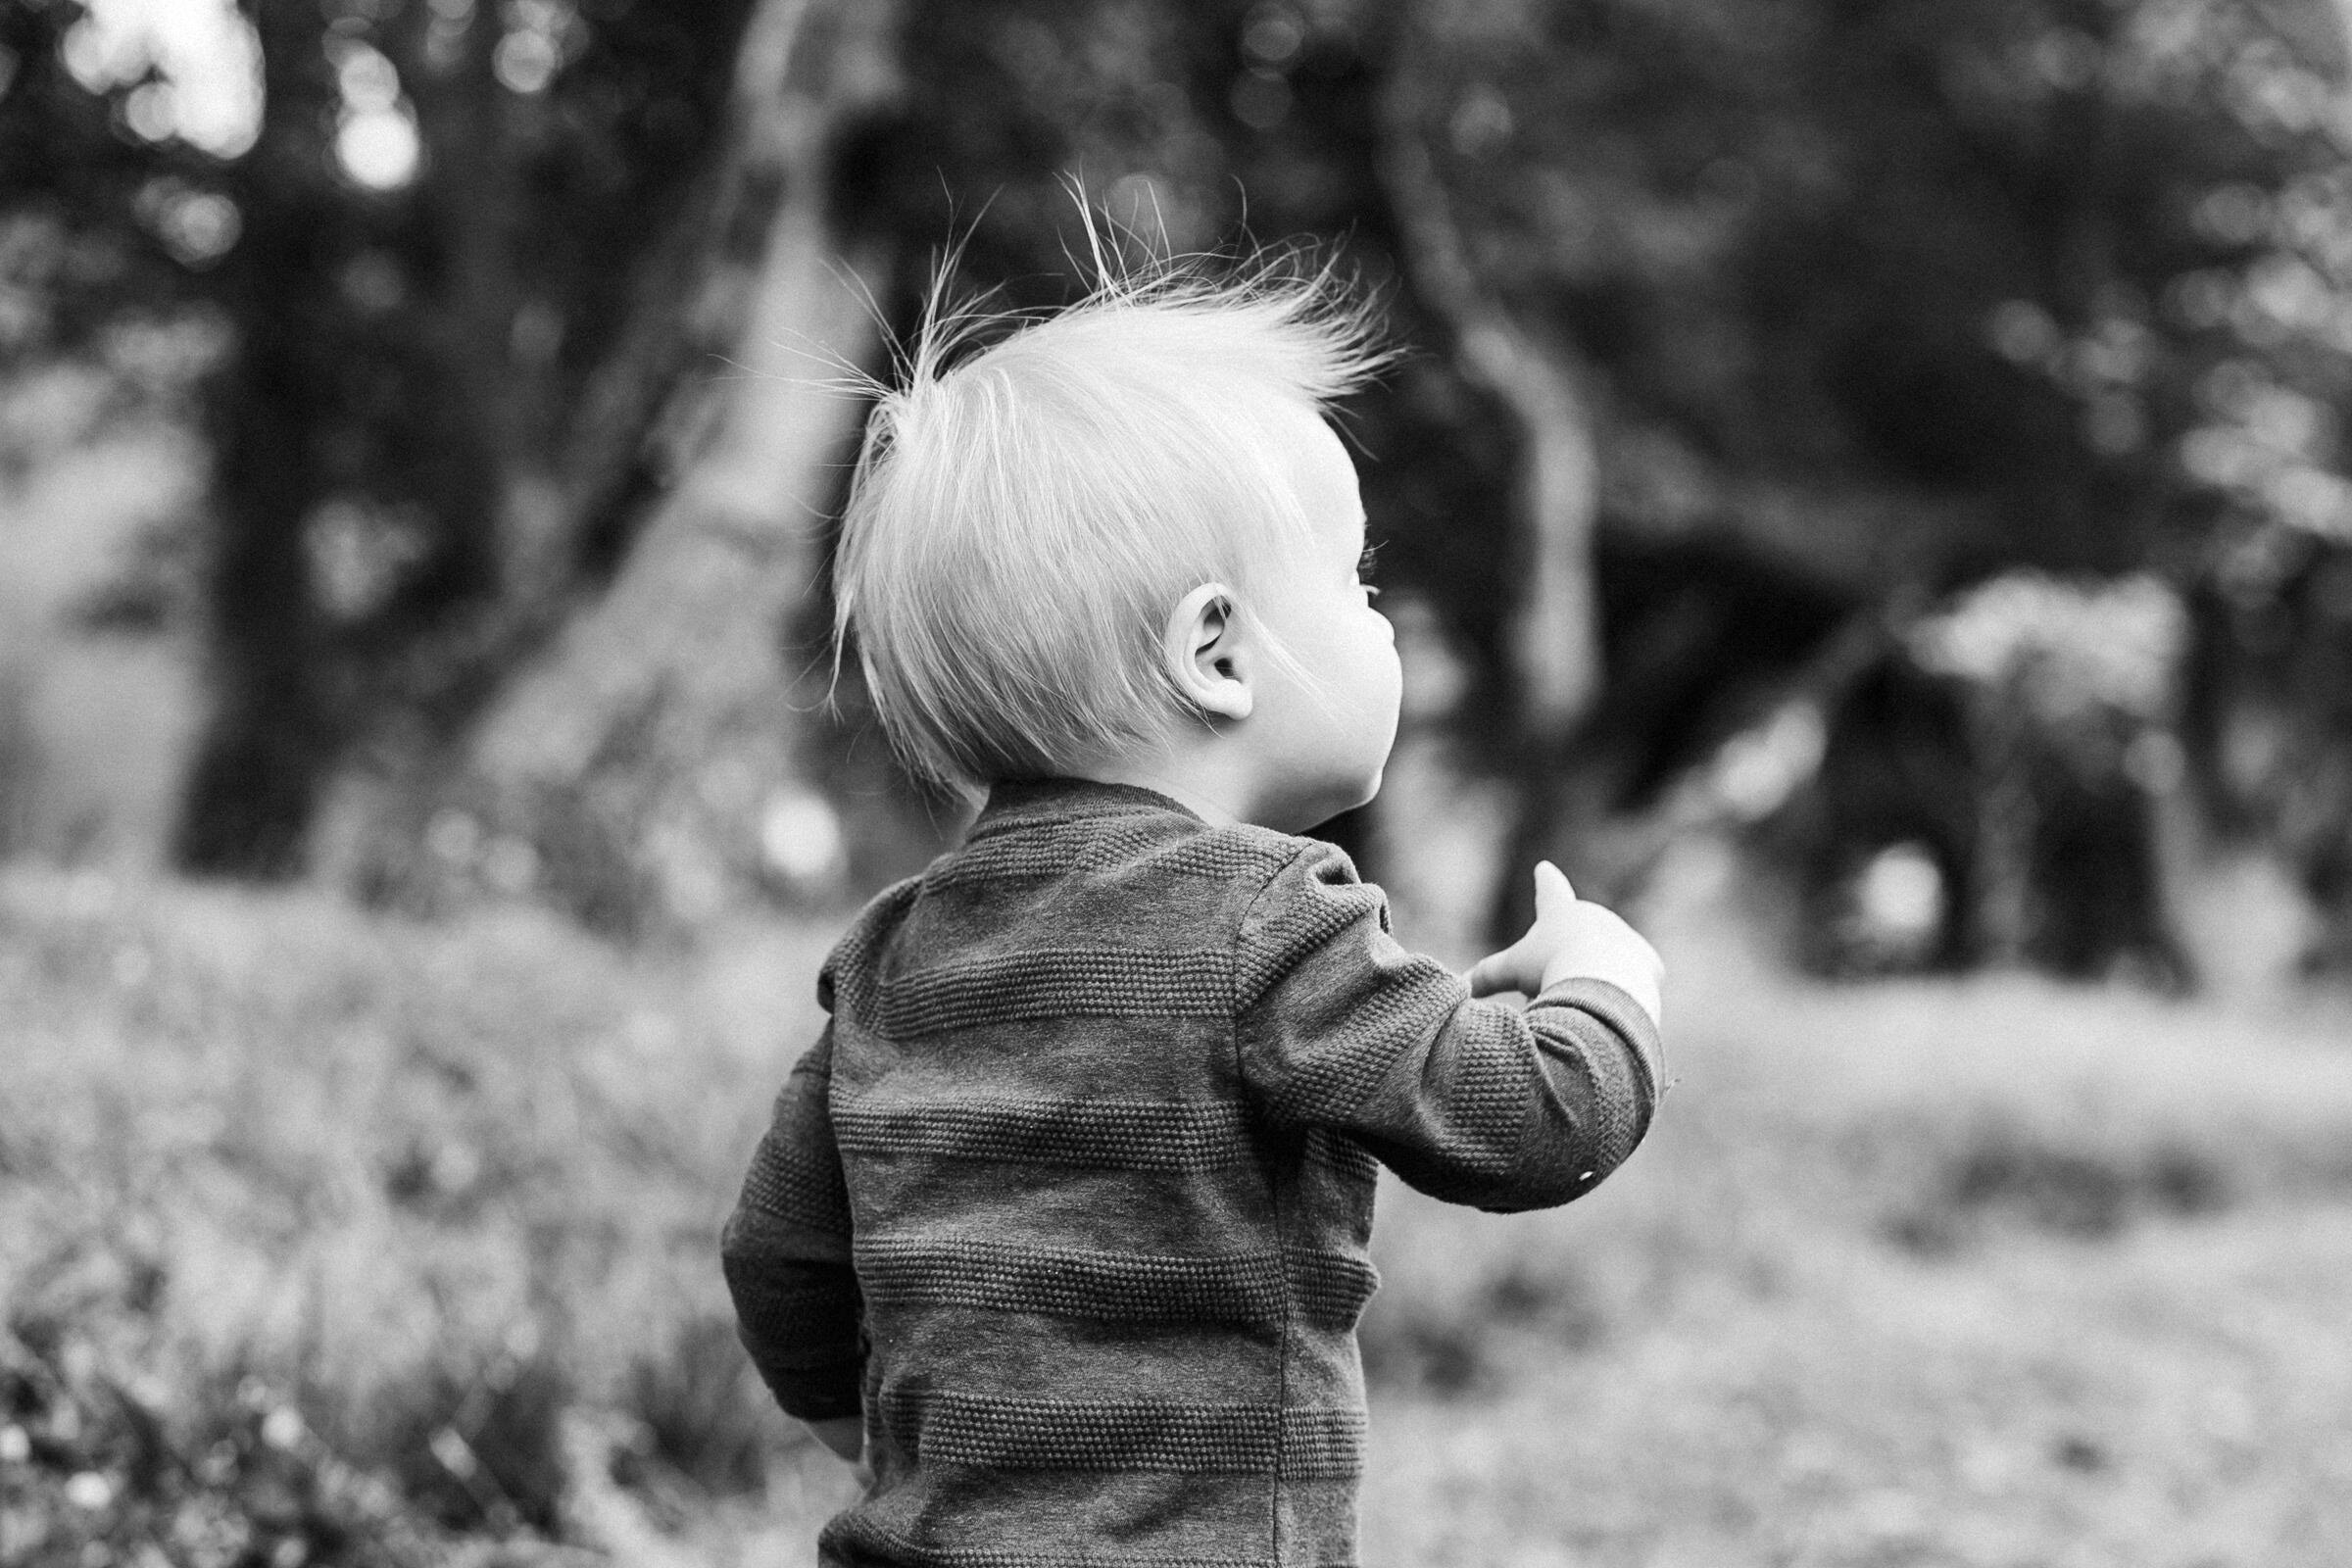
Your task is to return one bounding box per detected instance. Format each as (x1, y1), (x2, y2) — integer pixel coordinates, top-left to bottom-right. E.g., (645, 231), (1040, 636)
(1533, 860), (1576, 917)
(1463, 953), (1506, 997)
(1464, 944), (1530, 997)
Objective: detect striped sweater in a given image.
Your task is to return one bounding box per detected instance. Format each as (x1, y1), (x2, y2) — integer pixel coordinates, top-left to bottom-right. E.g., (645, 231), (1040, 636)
(722, 778), (1664, 1568)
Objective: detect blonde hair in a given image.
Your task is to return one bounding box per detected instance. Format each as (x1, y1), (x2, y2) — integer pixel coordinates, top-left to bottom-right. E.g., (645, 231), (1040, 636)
(833, 257), (1389, 796)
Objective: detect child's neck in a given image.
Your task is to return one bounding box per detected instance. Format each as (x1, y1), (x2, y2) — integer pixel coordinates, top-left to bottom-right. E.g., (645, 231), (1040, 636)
(1076, 744), (1251, 828)
(1074, 732), (1374, 837)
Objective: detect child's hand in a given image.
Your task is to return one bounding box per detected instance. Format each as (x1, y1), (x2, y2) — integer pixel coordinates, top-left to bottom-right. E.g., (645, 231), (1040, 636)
(1466, 862), (1664, 1028)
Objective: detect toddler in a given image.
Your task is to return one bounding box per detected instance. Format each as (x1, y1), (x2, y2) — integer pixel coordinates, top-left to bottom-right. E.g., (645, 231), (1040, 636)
(722, 261), (1665, 1567)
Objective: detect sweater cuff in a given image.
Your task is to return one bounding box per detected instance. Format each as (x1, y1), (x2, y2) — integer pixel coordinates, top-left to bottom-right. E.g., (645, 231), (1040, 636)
(1530, 976), (1666, 1107)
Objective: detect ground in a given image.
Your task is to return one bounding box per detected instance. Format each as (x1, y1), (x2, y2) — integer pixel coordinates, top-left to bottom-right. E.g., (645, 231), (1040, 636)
(2, 853), (2348, 1566)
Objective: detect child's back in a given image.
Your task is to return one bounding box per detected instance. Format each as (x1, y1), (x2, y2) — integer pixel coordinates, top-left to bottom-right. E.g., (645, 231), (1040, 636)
(722, 253), (1665, 1566)
(725, 778), (1662, 1566)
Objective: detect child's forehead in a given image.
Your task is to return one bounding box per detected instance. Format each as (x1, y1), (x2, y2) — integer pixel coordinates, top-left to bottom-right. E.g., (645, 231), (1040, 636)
(1258, 400), (1362, 516)
(1230, 438), (1362, 591)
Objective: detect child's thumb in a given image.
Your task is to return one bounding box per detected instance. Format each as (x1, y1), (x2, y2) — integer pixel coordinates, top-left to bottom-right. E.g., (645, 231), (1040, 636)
(1533, 860), (1576, 916)
(1463, 951), (1508, 997)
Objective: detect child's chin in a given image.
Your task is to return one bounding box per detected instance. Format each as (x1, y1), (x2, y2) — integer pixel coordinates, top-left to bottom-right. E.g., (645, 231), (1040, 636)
(1340, 761), (1385, 811)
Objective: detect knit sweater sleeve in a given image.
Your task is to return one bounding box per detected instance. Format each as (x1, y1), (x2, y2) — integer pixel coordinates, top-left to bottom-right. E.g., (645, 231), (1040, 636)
(1234, 838), (1664, 1212)
(720, 1017), (865, 1422)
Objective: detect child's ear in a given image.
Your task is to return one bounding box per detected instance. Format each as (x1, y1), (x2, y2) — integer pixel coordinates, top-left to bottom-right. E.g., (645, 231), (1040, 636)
(1163, 582), (1253, 721)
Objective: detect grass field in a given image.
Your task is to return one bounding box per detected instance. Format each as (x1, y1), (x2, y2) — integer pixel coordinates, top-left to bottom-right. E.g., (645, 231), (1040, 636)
(3, 858), (2349, 1566)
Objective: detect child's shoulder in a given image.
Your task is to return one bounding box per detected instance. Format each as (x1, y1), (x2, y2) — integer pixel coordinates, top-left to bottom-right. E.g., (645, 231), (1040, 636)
(811, 792), (1378, 1013)
(814, 873), (923, 1014)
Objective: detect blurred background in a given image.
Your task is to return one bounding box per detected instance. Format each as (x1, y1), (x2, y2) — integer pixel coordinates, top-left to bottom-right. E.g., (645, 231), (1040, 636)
(5, 0), (2352, 1563)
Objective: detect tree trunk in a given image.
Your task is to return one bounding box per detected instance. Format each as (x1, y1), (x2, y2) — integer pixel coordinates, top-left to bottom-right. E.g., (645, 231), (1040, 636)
(1375, 5), (1607, 939)
(174, 2), (345, 877)
(1376, 38), (1602, 742)
(432, 0), (906, 932)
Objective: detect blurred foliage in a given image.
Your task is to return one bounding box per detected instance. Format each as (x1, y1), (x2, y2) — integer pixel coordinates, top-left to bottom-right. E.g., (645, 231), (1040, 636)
(3, 0), (2352, 960)
(1430, 0), (2346, 574)
(3, 0), (759, 876)
(1393, 0), (2352, 879)
(0, 867), (852, 1562)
